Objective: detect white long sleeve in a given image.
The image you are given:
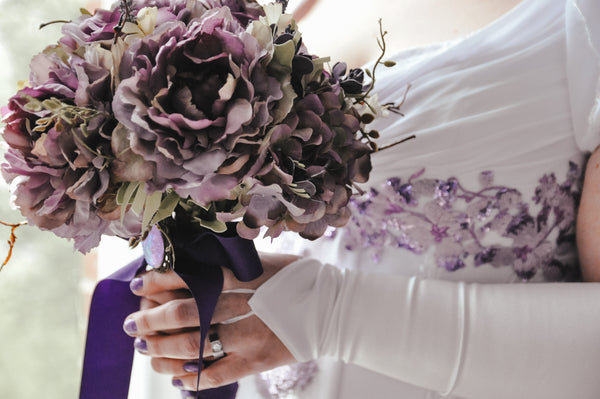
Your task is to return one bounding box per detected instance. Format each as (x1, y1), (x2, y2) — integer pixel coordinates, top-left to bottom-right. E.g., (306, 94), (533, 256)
(249, 258), (600, 399)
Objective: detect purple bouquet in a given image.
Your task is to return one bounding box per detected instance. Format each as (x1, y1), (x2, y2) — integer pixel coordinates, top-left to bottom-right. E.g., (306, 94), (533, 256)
(1, 1), (407, 397)
(1, 0), (396, 256)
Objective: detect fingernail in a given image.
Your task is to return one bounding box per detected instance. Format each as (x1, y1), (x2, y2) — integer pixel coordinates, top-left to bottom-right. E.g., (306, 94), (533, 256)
(172, 379), (184, 388)
(123, 318), (138, 335)
(181, 391), (196, 398)
(183, 361), (199, 373)
(134, 337), (148, 354)
(130, 277), (143, 292)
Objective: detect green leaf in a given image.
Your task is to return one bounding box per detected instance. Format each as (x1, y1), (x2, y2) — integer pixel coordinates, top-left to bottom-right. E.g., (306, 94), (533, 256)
(80, 8), (92, 15)
(41, 98), (63, 111)
(383, 61), (397, 67)
(195, 217), (228, 234)
(289, 186), (311, 199)
(24, 98), (42, 112)
(149, 191), (180, 226)
(117, 182), (141, 223)
(312, 56), (331, 66)
(142, 190), (162, 230)
(365, 69), (372, 78)
(293, 160), (307, 168)
(273, 40), (296, 69)
(131, 182), (147, 216)
(80, 123), (90, 137)
(116, 181), (139, 205)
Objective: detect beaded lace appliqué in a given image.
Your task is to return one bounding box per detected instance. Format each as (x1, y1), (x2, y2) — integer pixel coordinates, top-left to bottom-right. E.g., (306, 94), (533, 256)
(337, 163), (583, 281)
(255, 361), (319, 398)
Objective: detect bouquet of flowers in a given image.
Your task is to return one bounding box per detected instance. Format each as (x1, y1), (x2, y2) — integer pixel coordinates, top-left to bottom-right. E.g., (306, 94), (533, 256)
(0, 0), (404, 397)
(1, 0), (397, 261)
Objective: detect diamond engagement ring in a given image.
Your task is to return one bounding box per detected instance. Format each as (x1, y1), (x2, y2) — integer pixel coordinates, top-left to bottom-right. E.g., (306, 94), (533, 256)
(209, 332), (225, 360)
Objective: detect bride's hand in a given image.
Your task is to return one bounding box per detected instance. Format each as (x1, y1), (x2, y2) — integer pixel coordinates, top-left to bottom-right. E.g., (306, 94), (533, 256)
(123, 253), (299, 391)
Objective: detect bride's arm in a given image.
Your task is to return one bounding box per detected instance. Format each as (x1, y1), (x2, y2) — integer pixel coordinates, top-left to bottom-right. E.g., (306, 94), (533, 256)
(577, 146), (600, 281)
(249, 258), (600, 399)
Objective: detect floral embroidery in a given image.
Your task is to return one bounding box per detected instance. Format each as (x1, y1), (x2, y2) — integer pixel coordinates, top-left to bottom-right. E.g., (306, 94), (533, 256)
(338, 162), (583, 281)
(255, 361), (319, 399)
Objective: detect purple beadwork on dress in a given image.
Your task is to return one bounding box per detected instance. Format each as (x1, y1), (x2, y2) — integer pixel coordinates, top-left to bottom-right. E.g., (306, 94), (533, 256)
(339, 162), (583, 281)
(255, 361), (319, 399)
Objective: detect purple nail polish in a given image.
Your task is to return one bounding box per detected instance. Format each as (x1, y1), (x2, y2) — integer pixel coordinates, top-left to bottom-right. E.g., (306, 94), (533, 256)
(134, 337), (148, 354)
(172, 379), (184, 388)
(183, 361), (199, 373)
(130, 277), (143, 292)
(181, 391), (196, 398)
(123, 319), (138, 335)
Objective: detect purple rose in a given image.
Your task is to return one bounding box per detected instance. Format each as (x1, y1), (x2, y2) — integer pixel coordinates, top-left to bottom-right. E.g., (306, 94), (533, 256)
(113, 6), (282, 204)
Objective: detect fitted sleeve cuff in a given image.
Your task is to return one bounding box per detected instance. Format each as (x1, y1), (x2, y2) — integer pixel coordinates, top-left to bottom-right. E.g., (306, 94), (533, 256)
(248, 257), (339, 363)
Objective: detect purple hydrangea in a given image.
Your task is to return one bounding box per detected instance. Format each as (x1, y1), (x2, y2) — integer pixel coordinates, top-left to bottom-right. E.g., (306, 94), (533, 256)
(236, 72), (372, 240)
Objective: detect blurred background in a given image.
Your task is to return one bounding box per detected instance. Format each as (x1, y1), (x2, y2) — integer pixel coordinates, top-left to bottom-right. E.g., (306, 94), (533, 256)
(0, 2), (94, 398)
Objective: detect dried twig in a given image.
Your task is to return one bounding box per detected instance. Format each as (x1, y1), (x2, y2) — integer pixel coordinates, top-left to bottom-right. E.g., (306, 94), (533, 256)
(0, 221), (27, 271)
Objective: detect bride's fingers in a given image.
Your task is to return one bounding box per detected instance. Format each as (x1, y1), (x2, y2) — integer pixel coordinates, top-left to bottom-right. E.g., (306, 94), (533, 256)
(140, 297), (159, 311)
(125, 298), (200, 335)
(138, 330), (201, 359)
(130, 270), (188, 296)
(150, 357), (198, 376)
(146, 289), (192, 305)
(136, 330), (217, 359)
(175, 354), (252, 391)
(125, 293), (252, 336)
(220, 253), (299, 291)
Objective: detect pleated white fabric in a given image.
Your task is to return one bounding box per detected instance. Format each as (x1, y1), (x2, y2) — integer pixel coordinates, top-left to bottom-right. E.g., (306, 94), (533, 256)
(245, 0), (600, 398)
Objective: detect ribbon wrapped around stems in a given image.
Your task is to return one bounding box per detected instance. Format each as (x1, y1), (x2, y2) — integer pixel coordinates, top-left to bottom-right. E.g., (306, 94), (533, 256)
(79, 224), (263, 399)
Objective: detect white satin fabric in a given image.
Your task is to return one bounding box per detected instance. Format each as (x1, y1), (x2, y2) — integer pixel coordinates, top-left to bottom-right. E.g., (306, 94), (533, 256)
(245, 0), (600, 398)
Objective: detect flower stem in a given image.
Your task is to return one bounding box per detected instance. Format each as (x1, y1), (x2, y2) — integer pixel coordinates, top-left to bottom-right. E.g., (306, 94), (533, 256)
(39, 20), (71, 30)
(363, 19), (388, 99)
(377, 134), (416, 152)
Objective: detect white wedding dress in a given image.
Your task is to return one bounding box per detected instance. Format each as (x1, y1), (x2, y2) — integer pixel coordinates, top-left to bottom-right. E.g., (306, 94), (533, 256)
(240, 0), (600, 398)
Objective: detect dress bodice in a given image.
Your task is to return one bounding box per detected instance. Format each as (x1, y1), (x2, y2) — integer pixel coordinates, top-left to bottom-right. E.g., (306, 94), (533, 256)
(259, 0), (588, 284)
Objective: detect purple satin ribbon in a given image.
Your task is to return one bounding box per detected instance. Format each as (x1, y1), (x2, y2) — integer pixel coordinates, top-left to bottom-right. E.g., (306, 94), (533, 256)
(79, 226), (263, 399)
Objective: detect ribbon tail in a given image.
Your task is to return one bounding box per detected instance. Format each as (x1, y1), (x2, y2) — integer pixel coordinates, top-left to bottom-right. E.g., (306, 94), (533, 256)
(176, 267), (239, 398)
(79, 258), (145, 399)
(172, 229), (263, 398)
